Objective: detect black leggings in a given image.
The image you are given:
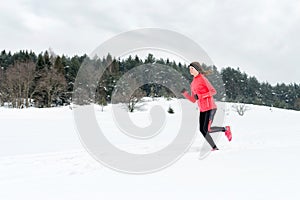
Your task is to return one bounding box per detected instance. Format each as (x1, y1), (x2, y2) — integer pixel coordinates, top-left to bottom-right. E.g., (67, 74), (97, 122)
(199, 109), (225, 148)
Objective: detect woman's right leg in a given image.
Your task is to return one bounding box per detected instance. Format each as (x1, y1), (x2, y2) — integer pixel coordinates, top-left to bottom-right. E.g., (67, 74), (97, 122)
(199, 111), (218, 149)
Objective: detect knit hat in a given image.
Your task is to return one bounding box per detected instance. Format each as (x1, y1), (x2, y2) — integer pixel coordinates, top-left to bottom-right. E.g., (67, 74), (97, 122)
(189, 62), (213, 75)
(188, 62), (202, 73)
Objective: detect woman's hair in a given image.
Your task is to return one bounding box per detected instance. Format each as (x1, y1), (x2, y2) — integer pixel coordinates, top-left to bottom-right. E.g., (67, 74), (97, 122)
(189, 62), (212, 75)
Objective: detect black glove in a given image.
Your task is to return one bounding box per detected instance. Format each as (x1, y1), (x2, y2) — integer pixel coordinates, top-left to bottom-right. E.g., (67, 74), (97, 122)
(194, 94), (199, 100)
(181, 88), (186, 93)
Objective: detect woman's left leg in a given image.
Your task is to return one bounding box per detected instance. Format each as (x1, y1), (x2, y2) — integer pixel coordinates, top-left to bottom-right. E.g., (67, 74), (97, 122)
(208, 109), (232, 141)
(208, 109), (226, 133)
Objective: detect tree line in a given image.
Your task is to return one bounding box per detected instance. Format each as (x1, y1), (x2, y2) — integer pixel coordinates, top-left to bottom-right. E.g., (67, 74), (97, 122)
(221, 67), (300, 110)
(0, 50), (299, 110)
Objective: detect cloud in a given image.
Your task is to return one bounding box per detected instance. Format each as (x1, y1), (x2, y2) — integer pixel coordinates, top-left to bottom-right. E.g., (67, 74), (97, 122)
(0, 0), (299, 84)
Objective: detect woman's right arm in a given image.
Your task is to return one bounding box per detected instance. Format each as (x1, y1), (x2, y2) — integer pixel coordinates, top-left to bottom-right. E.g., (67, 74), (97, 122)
(181, 89), (196, 103)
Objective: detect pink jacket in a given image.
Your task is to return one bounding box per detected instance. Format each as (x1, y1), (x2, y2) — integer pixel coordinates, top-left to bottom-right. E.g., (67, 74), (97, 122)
(182, 74), (217, 112)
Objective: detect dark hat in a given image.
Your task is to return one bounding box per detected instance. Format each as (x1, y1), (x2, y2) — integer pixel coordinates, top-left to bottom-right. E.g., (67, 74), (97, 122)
(189, 62), (212, 75)
(188, 62), (202, 72)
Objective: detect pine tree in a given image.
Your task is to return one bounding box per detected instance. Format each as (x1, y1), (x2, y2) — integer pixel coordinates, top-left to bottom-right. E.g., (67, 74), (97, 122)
(168, 105), (174, 114)
(145, 53), (155, 64)
(44, 51), (52, 69)
(36, 53), (45, 70)
(99, 97), (107, 112)
(54, 56), (65, 75)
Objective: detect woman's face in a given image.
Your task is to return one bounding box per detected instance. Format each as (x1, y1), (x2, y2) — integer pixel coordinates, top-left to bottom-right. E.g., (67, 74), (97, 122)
(189, 66), (199, 76)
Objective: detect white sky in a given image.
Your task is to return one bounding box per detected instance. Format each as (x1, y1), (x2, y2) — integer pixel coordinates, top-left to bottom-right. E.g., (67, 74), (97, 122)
(1, 0), (299, 85)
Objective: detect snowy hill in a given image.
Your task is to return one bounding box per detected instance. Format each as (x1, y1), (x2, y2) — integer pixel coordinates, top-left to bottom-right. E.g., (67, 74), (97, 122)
(0, 99), (299, 200)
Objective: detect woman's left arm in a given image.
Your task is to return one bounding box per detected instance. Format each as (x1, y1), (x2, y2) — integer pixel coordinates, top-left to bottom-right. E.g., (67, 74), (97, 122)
(198, 78), (217, 99)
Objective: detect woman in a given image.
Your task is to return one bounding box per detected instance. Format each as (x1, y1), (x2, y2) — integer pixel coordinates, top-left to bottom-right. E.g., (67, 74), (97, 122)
(182, 62), (232, 151)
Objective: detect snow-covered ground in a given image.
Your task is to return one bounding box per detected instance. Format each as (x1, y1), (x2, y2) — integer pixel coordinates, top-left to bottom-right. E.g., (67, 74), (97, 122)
(0, 98), (299, 200)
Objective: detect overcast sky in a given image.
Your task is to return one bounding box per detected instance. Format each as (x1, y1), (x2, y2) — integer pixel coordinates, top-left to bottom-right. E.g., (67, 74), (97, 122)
(1, 0), (299, 85)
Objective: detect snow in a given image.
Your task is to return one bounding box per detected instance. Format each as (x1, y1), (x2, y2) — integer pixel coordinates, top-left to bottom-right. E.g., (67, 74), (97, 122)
(0, 99), (300, 200)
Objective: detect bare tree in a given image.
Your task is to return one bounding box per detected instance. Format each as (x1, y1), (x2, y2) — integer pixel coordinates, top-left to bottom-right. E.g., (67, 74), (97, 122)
(4, 61), (36, 108)
(112, 78), (146, 112)
(232, 103), (251, 116)
(72, 59), (104, 105)
(22, 61), (36, 107)
(5, 63), (21, 107)
(36, 68), (67, 107)
(127, 88), (145, 112)
(0, 66), (5, 106)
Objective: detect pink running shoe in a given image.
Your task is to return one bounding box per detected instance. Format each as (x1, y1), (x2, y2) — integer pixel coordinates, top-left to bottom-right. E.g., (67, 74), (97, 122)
(225, 126), (232, 141)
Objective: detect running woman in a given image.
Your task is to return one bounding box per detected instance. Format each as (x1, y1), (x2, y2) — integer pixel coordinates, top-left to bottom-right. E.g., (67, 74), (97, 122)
(182, 62), (232, 151)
